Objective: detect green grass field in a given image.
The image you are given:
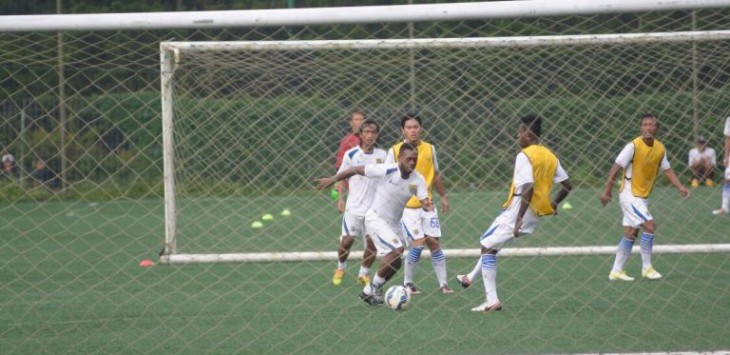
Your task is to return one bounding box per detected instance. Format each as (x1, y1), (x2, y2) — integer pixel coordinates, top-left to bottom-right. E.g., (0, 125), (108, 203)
(1, 186), (729, 353)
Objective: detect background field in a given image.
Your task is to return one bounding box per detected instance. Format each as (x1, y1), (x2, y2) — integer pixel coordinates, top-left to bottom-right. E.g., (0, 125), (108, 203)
(2, 186), (729, 353)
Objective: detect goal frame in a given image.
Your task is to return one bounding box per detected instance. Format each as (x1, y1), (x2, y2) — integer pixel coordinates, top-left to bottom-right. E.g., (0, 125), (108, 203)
(159, 30), (730, 264)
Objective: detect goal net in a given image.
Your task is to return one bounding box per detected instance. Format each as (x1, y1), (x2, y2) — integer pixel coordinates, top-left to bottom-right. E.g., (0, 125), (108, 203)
(160, 31), (730, 264)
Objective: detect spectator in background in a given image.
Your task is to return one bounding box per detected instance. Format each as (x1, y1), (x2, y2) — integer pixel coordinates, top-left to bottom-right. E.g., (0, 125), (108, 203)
(30, 159), (57, 189)
(1, 152), (19, 180)
(688, 135), (717, 188)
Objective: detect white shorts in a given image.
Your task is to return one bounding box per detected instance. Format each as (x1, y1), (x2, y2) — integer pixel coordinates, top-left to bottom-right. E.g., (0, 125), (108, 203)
(341, 212), (367, 240)
(725, 165), (730, 181)
(619, 192), (653, 228)
(365, 210), (404, 254)
(479, 221), (530, 251)
(401, 207), (442, 243)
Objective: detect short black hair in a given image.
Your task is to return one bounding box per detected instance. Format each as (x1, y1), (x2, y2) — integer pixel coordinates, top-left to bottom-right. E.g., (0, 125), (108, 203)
(521, 114), (542, 137)
(399, 142), (418, 155)
(640, 113), (660, 128)
(400, 112), (422, 128)
(360, 119), (380, 133)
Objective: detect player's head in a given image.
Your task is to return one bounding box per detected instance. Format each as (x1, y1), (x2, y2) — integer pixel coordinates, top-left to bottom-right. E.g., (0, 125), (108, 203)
(349, 111), (365, 134)
(518, 114), (541, 148)
(696, 135), (707, 149)
(398, 142), (418, 174)
(359, 119), (380, 150)
(400, 113), (423, 144)
(640, 113), (659, 140)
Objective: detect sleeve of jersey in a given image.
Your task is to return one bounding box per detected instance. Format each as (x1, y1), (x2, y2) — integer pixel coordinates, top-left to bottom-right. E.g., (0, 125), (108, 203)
(364, 163), (394, 178)
(660, 152), (671, 170)
(384, 147), (396, 164)
(553, 159), (569, 183)
(431, 145), (439, 171)
(336, 150), (352, 175)
(416, 176), (429, 201)
(725, 117), (730, 136)
(513, 153), (533, 189)
(615, 143), (634, 167)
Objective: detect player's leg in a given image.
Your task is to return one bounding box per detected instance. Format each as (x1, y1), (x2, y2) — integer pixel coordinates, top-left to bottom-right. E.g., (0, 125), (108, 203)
(609, 195), (647, 281)
(691, 163), (702, 188)
(361, 215), (404, 306)
(471, 228), (512, 312)
(457, 224), (499, 288)
(639, 219), (662, 280)
(332, 214), (358, 285)
(358, 235), (376, 285)
(401, 208), (425, 294)
(713, 167), (730, 215)
(422, 209), (452, 293)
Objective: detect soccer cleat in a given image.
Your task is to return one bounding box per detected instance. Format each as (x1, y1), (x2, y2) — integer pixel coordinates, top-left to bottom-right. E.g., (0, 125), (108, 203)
(358, 292), (383, 306)
(705, 179), (715, 187)
(470, 301), (503, 312)
(332, 269), (345, 286)
(642, 266), (662, 280)
(404, 282), (421, 295)
(691, 179), (700, 188)
(440, 285), (455, 294)
(608, 270), (635, 281)
(455, 274), (472, 289)
(712, 208), (728, 215)
(357, 274), (371, 286)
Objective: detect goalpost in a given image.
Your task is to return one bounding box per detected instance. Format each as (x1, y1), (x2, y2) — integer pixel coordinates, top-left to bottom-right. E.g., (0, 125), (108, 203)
(159, 30), (730, 265)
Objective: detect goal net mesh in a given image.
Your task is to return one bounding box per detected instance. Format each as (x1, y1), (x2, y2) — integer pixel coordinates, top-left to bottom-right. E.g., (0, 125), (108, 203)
(1, 9), (729, 354)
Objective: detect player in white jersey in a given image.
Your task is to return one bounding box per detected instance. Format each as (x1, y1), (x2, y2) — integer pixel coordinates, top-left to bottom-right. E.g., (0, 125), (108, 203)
(712, 116), (730, 215)
(317, 143), (432, 306)
(331, 120), (387, 286)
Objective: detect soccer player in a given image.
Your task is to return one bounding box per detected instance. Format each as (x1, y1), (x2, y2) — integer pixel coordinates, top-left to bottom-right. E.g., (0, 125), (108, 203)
(316, 143), (432, 306)
(688, 135), (716, 188)
(457, 114), (572, 312)
(712, 116), (730, 215)
(386, 113), (452, 295)
(600, 113), (690, 281)
(331, 119), (385, 286)
(334, 111), (364, 191)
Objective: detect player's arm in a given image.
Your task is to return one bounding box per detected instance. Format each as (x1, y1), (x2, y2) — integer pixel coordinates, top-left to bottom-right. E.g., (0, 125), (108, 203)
(663, 168), (690, 198)
(513, 182), (534, 238)
(431, 146), (449, 213)
(600, 163), (622, 206)
(551, 179), (573, 211)
(415, 176), (434, 212)
(725, 135), (730, 166)
(432, 170), (449, 213)
(316, 166), (365, 190)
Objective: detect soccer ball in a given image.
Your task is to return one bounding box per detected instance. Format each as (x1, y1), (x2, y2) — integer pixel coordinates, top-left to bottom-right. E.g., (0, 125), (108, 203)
(384, 285), (411, 311)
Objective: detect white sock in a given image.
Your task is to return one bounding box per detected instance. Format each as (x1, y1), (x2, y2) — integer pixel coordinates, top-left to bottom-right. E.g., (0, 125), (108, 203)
(358, 266), (370, 277)
(640, 233), (655, 270)
(430, 248), (448, 287)
(372, 274), (386, 289)
(403, 246), (423, 284)
(467, 257), (481, 281)
(337, 261), (346, 270)
(480, 254), (498, 305)
(611, 236), (634, 273)
(722, 182), (730, 210)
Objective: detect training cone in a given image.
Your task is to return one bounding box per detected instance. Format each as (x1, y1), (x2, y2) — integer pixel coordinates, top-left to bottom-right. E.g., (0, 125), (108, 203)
(561, 202), (573, 210)
(251, 221), (264, 228)
(262, 213), (274, 221)
(139, 259), (155, 267)
(281, 208), (291, 216)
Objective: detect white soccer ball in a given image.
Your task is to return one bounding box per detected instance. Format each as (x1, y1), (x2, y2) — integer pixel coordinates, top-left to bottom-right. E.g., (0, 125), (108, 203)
(384, 285), (411, 311)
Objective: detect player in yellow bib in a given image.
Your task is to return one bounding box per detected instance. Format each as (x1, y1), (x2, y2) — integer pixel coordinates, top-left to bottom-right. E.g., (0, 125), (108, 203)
(600, 113), (689, 281)
(456, 114), (572, 312)
(386, 113), (453, 294)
